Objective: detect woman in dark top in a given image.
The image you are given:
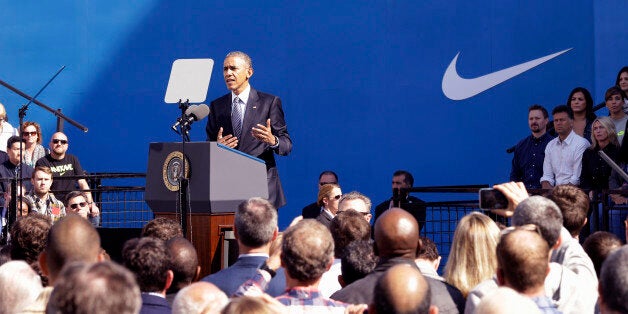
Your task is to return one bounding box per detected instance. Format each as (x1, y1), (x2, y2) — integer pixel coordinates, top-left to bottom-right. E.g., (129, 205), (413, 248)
(568, 87), (596, 143)
(581, 116), (620, 238)
(580, 116), (620, 191)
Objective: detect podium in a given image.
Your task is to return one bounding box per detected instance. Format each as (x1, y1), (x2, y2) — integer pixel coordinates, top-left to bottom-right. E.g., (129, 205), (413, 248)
(145, 141), (268, 276)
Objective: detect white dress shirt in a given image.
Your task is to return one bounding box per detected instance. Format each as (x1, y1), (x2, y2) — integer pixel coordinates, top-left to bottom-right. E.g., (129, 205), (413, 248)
(540, 130), (590, 186)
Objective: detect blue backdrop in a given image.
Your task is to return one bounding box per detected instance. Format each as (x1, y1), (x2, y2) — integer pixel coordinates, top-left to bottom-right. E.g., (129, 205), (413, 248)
(0, 1), (626, 228)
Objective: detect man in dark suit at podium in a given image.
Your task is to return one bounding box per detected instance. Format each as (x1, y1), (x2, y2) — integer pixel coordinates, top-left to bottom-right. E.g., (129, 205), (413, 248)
(206, 51), (292, 210)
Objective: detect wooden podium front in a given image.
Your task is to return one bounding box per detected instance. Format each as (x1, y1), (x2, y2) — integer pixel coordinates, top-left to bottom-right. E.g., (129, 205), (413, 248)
(155, 212), (234, 278)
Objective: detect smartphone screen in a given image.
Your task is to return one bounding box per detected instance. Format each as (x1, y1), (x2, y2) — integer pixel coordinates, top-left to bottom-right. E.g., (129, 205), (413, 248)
(479, 188), (508, 210)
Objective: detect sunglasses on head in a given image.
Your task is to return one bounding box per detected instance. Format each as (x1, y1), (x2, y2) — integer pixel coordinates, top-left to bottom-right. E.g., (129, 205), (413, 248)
(52, 139), (68, 144)
(70, 202), (88, 209)
(319, 182), (337, 186)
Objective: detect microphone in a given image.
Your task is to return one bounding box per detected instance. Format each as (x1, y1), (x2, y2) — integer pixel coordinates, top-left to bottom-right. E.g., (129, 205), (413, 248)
(171, 104), (210, 131)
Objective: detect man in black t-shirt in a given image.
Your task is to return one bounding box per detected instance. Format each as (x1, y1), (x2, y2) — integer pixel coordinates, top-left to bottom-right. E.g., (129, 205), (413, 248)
(36, 132), (100, 219)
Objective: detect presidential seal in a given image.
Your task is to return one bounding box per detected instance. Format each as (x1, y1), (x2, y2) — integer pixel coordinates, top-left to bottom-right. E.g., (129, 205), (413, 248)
(162, 151), (190, 191)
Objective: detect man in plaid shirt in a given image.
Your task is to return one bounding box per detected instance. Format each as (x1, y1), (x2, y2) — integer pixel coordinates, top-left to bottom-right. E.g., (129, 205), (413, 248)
(235, 219), (361, 313)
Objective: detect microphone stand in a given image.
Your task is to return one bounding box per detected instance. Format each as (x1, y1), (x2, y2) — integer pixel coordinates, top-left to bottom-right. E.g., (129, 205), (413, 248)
(174, 99), (191, 236)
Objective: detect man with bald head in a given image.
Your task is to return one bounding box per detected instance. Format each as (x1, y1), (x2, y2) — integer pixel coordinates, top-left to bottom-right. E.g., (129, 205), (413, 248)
(172, 282), (229, 314)
(370, 264), (437, 314)
(21, 214), (104, 312)
(331, 208), (465, 313)
(36, 132), (99, 219)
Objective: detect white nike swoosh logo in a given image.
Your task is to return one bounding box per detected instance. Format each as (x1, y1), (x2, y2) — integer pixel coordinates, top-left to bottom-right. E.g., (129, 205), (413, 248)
(442, 48), (572, 100)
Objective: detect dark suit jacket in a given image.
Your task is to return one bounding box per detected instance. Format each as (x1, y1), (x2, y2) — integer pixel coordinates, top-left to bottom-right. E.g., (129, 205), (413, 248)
(316, 210), (333, 229)
(330, 257), (465, 314)
(200, 255), (287, 297)
(301, 202), (321, 219)
(140, 293), (171, 314)
(206, 88), (292, 209)
(374, 195), (426, 230)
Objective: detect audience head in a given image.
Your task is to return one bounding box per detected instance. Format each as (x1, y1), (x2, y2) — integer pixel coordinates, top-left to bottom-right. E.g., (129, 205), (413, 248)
(235, 197), (278, 248)
(528, 104), (549, 134)
(547, 185), (589, 237)
(10, 213), (51, 265)
(64, 191), (90, 219)
(589, 116), (619, 149)
(10, 213), (51, 285)
(370, 264), (436, 314)
(605, 86), (628, 115)
(551, 105), (574, 137)
(496, 227), (549, 294)
(281, 219), (334, 285)
(141, 216), (184, 241)
(340, 240), (377, 287)
(318, 170), (339, 187)
(374, 208), (420, 259)
(221, 296), (274, 314)
(0, 260), (43, 314)
(32, 166), (54, 196)
(46, 261), (142, 314)
(6, 135), (25, 165)
(392, 170), (414, 197)
(599, 246), (628, 314)
(172, 281), (229, 314)
(512, 195), (563, 249)
(21, 121), (43, 145)
(317, 183), (342, 212)
(43, 214), (102, 284)
(122, 237), (172, 293)
(416, 236), (441, 275)
(417, 236), (440, 262)
(616, 66), (628, 94)
(566, 87), (595, 120)
(49, 132), (69, 157)
(444, 212), (500, 297)
(329, 210), (371, 258)
(166, 237), (200, 293)
(338, 191), (372, 222)
(583, 231), (622, 278)
(475, 287), (541, 314)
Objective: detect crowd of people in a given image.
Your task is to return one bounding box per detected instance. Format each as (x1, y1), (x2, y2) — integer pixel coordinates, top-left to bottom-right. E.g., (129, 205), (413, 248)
(511, 66), (628, 241)
(0, 56), (626, 313)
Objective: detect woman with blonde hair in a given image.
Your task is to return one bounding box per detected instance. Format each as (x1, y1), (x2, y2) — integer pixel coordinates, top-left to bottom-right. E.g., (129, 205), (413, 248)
(444, 212), (500, 297)
(20, 121), (48, 167)
(315, 183), (342, 229)
(580, 116), (619, 191)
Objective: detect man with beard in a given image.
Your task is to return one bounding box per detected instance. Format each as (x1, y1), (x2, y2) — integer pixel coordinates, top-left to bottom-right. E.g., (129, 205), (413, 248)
(541, 105), (590, 188)
(510, 105), (554, 189)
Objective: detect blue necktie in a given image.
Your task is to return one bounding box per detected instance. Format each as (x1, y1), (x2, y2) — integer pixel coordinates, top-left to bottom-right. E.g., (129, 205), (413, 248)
(232, 97), (243, 139)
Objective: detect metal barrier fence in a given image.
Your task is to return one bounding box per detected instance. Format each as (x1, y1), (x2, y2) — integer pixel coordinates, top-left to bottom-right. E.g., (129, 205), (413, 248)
(87, 173), (153, 228)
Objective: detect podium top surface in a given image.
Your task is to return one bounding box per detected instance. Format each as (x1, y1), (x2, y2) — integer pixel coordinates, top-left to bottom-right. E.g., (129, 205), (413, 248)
(148, 141), (265, 164)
